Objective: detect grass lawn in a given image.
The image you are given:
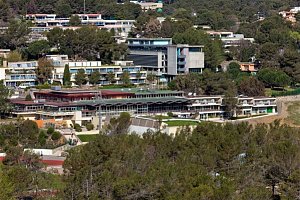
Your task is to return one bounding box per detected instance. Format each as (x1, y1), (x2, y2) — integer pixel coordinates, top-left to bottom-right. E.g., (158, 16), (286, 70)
(286, 102), (300, 126)
(77, 134), (99, 142)
(164, 120), (199, 127)
(154, 115), (173, 120)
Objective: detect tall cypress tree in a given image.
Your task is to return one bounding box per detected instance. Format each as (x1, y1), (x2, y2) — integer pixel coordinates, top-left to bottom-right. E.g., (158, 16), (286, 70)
(63, 64), (71, 86)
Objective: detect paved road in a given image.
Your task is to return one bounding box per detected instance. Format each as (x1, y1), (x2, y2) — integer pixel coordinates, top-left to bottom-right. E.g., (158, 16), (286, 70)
(59, 129), (83, 145)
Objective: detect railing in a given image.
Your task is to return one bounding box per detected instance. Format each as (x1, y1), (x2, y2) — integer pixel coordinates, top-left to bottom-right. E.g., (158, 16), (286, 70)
(36, 111), (75, 116)
(254, 103), (277, 106)
(177, 61), (186, 65)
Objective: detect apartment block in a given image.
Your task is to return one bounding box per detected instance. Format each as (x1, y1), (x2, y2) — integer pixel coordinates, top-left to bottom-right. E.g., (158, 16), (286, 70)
(0, 61), (38, 87)
(237, 97), (277, 116)
(0, 55), (147, 87)
(25, 14), (135, 38)
(127, 38), (205, 77)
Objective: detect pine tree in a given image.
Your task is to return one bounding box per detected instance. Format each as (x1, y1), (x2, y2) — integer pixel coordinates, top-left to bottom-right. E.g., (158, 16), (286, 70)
(89, 71), (101, 86)
(63, 64), (71, 86)
(74, 69), (87, 87)
(120, 71), (131, 86)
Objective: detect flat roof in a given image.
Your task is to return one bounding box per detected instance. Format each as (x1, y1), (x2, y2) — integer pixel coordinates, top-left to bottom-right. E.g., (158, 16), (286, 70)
(75, 97), (189, 106)
(103, 88), (184, 95)
(127, 38), (172, 41)
(35, 89), (134, 96)
(173, 44), (205, 48)
(10, 99), (44, 105)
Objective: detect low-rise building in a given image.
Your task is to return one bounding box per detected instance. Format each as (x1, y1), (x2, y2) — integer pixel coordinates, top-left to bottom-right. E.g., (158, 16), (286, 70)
(130, 1), (163, 12)
(237, 96), (277, 116)
(206, 31), (255, 49)
(10, 88), (278, 127)
(0, 56), (147, 87)
(186, 95), (224, 120)
(279, 7), (300, 23)
(25, 14), (135, 39)
(239, 62), (260, 74)
(0, 61), (38, 87)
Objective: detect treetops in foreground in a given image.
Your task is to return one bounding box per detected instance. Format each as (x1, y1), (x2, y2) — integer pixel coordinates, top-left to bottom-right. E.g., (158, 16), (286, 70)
(1, 115), (300, 199)
(62, 121), (300, 199)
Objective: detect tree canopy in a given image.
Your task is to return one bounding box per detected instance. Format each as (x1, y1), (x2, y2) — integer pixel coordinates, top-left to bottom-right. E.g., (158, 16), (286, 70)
(74, 69), (87, 87)
(36, 57), (54, 84)
(0, 80), (12, 118)
(46, 27), (127, 63)
(62, 121), (300, 199)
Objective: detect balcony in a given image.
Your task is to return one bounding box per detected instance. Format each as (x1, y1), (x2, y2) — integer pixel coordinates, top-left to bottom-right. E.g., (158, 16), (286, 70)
(36, 111), (75, 117)
(177, 68), (186, 72)
(177, 61), (186, 65)
(254, 103), (276, 107)
(178, 54), (186, 59)
(191, 102), (222, 106)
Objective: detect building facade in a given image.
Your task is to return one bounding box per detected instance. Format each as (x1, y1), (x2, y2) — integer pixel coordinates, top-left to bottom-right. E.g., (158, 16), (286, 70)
(127, 38), (205, 77)
(0, 56), (147, 87)
(0, 61), (38, 87)
(25, 14), (135, 39)
(206, 31), (255, 49)
(130, 1), (163, 12)
(10, 88), (277, 127)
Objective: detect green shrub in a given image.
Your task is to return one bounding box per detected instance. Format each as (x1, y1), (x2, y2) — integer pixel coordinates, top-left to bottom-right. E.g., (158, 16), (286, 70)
(167, 112), (174, 117)
(38, 130), (48, 146)
(86, 123), (94, 131)
(35, 83), (51, 89)
(51, 131), (62, 141)
(74, 123), (82, 132)
(47, 127), (55, 135)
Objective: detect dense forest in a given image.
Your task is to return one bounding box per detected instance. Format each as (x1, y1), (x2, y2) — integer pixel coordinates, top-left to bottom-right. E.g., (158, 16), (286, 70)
(0, 0), (300, 24)
(62, 121), (300, 199)
(2, 121), (300, 199)
(1, 0), (300, 199)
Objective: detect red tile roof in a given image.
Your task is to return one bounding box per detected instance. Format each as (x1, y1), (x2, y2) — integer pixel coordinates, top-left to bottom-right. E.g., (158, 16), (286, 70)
(41, 159), (64, 166)
(0, 156), (65, 166)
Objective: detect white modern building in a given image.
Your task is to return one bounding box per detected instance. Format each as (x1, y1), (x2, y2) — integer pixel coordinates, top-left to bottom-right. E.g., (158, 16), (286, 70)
(127, 38), (205, 78)
(237, 96), (277, 116)
(0, 55), (147, 87)
(130, 1), (163, 12)
(206, 31), (255, 49)
(186, 95), (277, 120)
(187, 95), (224, 120)
(25, 14), (135, 38)
(0, 61), (38, 87)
